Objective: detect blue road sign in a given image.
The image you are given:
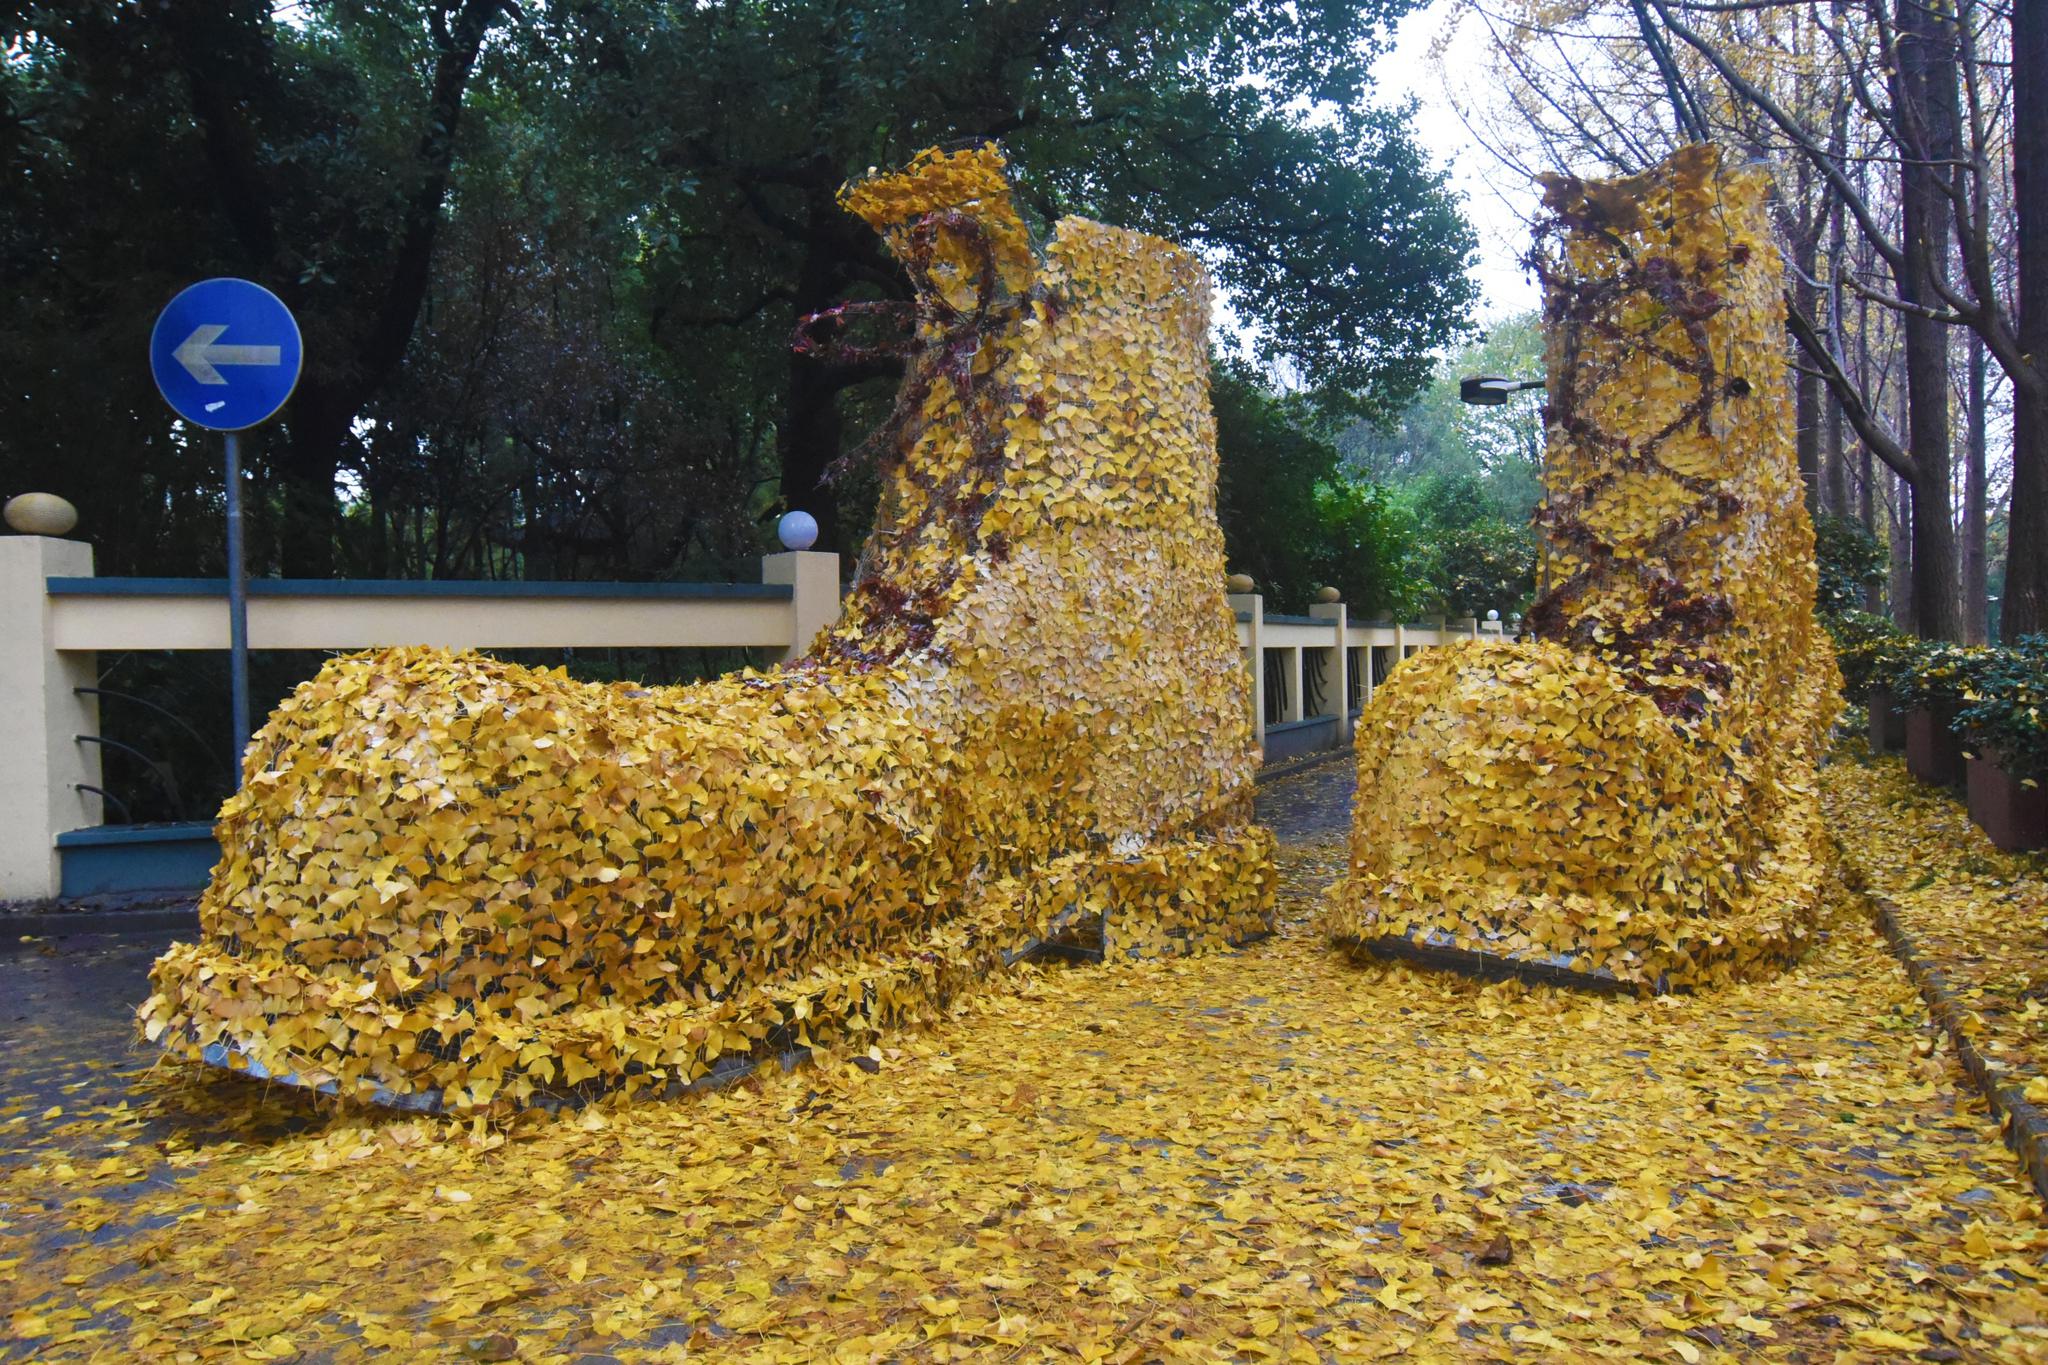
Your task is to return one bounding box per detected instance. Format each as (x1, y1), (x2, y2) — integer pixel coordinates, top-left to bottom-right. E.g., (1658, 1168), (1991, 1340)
(149, 278), (302, 431)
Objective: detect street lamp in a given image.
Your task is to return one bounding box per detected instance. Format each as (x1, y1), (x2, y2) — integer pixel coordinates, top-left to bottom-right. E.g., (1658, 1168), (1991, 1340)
(1459, 375), (1545, 406)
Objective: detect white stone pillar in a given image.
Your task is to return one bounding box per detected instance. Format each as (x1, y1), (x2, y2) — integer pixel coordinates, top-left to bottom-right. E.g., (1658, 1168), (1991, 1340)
(0, 536), (100, 900)
(762, 551), (842, 664)
(1228, 592), (1264, 755)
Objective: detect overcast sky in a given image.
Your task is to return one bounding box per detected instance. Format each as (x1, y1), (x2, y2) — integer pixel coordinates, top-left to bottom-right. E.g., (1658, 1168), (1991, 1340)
(1372, 0), (1543, 325)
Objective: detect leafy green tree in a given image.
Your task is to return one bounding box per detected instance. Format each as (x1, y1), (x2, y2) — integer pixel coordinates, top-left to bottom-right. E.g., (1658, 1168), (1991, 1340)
(1212, 360), (1343, 611)
(1308, 479), (1419, 619)
(3, 0), (517, 575)
(1341, 311), (1545, 522)
(1396, 471), (1537, 618)
(1812, 512), (1889, 619)
(559, 0), (1477, 548)
(4, 0), (1473, 574)
(1211, 360), (1423, 616)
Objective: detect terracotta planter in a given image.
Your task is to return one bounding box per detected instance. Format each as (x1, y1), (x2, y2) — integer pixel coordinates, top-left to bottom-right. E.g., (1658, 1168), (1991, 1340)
(1966, 754), (2048, 852)
(1905, 705), (1965, 787)
(1867, 686), (1908, 753)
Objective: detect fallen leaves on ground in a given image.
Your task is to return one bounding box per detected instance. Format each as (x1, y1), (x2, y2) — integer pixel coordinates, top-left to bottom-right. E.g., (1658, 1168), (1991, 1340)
(5, 762), (2048, 1360)
(1825, 743), (2048, 1100)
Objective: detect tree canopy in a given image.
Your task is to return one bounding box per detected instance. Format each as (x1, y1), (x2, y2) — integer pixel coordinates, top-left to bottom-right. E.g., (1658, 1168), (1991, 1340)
(2, 0), (1477, 578)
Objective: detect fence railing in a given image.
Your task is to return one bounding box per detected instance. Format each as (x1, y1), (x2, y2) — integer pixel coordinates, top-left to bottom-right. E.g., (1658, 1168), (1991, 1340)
(1, 533), (1500, 899)
(1229, 593), (1504, 763)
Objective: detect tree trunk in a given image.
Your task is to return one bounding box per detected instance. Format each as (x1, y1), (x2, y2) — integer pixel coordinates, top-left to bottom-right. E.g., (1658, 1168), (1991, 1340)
(2007, 0), (2048, 635)
(778, 186), (854, 555)
(1823, 170), (1850, 517)
(1823, 394), (1848, 518)
(1792, 230), (1822, 512)
(1893, 0), (1963, 640)
(1889, 473), (1914, 630)
(1963, 333), (1989, 643)
(1860, 437), (1880, 611)
(277, 381), (354, 578)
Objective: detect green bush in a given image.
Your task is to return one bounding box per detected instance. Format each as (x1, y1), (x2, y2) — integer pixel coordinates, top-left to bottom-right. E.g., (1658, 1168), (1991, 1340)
(1956, 635), (2048, 780)
(1308, 480), (1419, 619)
(1894, 643), (1997, 713)
(1812, 514), (1888, 617)
(1827, 610), (1929, 703)
(1826, 611), (2047, 780)
(1402, 472), (1537, 619)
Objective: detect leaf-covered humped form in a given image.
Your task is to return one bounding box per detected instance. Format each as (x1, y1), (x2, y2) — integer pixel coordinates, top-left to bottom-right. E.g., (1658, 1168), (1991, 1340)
(1325, 144), (1840, 992)
(141, 145), (1276, 1110)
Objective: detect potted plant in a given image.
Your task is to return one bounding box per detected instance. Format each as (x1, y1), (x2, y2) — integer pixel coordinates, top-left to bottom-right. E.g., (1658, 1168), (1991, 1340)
(1829, 610), (1919, 753)
(1895, 643), (1989, 787)
(1957, 636), (2048, 851)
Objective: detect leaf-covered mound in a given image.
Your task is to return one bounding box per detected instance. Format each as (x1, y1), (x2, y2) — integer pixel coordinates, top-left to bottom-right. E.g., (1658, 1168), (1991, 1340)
(1326, 145), (1840, 992)
(142, 145), (1275, 1110)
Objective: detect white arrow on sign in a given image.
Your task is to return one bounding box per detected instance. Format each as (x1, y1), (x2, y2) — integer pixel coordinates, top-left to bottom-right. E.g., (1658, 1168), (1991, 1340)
(173, 324), (282, 386)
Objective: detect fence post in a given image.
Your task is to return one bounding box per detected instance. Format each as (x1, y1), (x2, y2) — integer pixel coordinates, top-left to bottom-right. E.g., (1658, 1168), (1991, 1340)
(761, 551), (842, 664)
(1, 535), (100, 900)
(1228, 591), (1264, 757)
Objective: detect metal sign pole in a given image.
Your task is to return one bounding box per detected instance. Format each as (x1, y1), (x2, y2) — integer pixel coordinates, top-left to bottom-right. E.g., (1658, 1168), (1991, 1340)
(224, 431), (251, 783)
(149, 278), (301, 790)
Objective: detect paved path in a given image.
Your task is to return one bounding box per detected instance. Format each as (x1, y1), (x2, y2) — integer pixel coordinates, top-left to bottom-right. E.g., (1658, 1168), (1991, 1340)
(0, 928), (178, 1145)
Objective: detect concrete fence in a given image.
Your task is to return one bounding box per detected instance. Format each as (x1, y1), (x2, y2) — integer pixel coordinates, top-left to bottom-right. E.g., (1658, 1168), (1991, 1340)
(1, 533), (1500, 900)
(1229, 592), (1503, 763)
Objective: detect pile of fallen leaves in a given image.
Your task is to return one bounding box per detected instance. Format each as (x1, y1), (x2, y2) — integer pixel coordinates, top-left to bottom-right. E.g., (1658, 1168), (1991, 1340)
(1329, 145), (1838, 991)
(7, 762), (2048, 1360)
(141, 144), (1273, 1114)
(1825, 743), (2048, 1095)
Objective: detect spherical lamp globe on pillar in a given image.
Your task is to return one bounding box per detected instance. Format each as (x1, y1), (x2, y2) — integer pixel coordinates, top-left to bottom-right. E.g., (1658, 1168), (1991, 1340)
(4, 493), (78, 538)
(777, 510), (820, 552)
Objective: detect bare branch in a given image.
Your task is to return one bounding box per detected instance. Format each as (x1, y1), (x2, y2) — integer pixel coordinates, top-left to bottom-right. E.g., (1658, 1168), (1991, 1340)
(1784, 290), (1919, 482)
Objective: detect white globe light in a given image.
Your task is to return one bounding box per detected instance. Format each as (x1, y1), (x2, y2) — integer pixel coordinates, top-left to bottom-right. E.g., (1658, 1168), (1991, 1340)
(777, 510), (819, 551)
(4, 492), (78, 537)
(1486, 609), (1500, 621)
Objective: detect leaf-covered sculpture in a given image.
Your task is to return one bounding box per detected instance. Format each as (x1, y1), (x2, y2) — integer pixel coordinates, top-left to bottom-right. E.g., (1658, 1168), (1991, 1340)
(1325, 145), (1840, 992)
(142, 145), (1275, 1109)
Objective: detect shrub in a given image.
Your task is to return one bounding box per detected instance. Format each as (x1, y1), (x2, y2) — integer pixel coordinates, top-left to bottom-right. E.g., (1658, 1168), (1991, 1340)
(1812, 513), (1888, 617)
(1894, 642), (1997, 713)
(1957, 635), (2048, 780)
(1828, 610), (1928, 702)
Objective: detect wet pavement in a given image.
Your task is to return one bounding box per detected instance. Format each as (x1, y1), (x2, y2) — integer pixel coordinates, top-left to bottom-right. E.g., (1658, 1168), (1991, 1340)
(0, 928), (180, 1139)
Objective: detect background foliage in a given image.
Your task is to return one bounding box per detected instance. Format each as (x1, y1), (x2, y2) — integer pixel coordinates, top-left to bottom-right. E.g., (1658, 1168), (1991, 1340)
(1, 0), (1478, 826)
(1217, 315), (1545, 621)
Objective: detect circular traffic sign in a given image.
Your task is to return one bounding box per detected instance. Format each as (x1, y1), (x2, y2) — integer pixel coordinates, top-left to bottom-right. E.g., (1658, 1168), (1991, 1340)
(149, 278), (303, 431)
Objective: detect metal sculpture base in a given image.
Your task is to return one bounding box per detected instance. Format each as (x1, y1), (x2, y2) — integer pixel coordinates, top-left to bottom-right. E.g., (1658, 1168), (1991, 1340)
(1336, 926), (1651, 996)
